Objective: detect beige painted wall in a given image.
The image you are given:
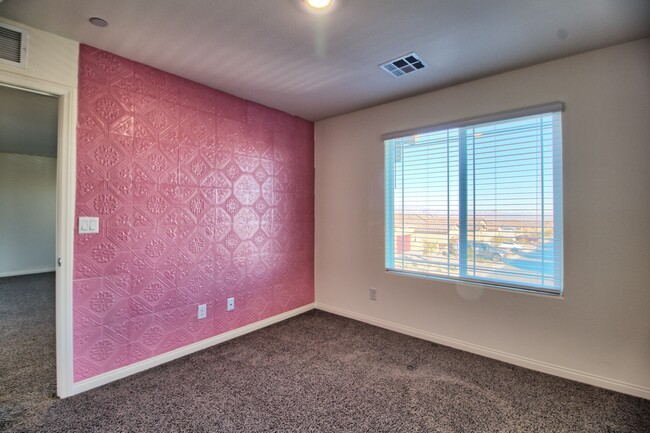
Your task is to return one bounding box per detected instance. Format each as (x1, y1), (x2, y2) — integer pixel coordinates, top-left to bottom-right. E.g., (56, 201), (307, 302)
(0, 153), (57, 276)
(315, 39), (650, 397)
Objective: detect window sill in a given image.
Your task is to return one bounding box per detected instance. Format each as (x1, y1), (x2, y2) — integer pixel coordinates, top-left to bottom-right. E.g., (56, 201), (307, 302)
(385, 269), (564, 298)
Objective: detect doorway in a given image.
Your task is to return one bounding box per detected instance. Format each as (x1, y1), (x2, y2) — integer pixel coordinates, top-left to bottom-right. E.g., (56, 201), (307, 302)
(0, 84), (59, 429)
(0, 85), (58, 275)
(0, 73), (77, 403)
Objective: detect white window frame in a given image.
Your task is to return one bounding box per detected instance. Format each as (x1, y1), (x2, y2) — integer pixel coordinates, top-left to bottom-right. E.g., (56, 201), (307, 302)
(384, 102), (564, 295)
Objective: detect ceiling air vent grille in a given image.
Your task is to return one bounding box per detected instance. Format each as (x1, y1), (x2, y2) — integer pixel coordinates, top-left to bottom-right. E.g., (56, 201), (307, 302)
(0, 22), (27, 67)
(380, 52), (427, 78)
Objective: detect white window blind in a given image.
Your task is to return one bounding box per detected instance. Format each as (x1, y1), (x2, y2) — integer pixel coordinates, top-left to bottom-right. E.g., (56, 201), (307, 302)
(385, 103), (563, 294)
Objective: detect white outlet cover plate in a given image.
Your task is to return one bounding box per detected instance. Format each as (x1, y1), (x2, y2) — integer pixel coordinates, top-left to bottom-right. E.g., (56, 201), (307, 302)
(198, 304), (207, 319)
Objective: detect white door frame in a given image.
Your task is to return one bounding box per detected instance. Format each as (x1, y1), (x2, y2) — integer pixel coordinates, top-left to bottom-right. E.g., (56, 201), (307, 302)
(0, 73), (77, 398)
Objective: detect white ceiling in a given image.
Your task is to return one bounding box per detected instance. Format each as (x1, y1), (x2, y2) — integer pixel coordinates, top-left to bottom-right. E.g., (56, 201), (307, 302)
(1, 0), (648, 121)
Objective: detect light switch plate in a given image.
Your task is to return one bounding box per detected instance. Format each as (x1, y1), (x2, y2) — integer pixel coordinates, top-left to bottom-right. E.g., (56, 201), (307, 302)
(79, 217), (100, 234)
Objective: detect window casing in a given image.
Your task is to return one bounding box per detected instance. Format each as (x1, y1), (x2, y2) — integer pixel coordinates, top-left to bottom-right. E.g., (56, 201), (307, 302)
(384, 103), (563, 295)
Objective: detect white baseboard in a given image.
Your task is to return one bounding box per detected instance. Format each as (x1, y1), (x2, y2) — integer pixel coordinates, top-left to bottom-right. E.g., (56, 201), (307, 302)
(70, 300), (650, 400)
(0, 267), (56, 278)
(72, 303), (316, 396)
(315, 302), (650, 400)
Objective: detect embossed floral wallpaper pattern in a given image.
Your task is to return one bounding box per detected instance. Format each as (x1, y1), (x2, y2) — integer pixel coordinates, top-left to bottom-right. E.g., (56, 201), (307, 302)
(73, 45), (314, 381)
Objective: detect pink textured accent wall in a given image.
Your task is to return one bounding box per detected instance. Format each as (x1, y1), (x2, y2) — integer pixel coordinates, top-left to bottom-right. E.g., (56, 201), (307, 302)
(73, 45), (314, 381)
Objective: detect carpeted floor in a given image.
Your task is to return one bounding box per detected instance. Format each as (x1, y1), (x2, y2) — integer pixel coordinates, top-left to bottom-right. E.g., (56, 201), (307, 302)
(1, 274), (649, 432)
(0, 273), (57, 433)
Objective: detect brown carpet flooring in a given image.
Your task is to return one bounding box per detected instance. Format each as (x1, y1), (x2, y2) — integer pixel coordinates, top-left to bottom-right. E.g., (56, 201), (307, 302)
(0, 273), (57, 432)
(1, 273), (649, 432)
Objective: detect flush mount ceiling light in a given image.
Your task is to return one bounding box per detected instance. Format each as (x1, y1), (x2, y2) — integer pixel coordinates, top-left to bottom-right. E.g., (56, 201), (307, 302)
(306, 0), (332, 8)
(89, 17), (108, 28)
(301, 0), (336, 13)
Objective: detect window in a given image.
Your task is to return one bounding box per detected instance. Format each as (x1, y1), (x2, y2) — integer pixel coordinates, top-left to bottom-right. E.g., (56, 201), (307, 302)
(384, 103), (563, 294)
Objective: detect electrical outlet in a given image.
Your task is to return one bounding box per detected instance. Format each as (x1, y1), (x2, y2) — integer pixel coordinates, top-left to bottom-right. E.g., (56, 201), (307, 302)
(198, 304), (207, 319)
(369, 287), (377, 301)
(227, 297), (235, 311)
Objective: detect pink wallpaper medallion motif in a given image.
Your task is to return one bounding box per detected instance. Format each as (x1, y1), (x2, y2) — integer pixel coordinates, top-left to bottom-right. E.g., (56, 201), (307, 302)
(74, 45), (314, 381)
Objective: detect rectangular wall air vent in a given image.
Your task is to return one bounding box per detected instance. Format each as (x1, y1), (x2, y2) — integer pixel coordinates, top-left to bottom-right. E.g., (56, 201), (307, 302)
(379, 52), (427, 78)
(0, 22), (27, 68)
